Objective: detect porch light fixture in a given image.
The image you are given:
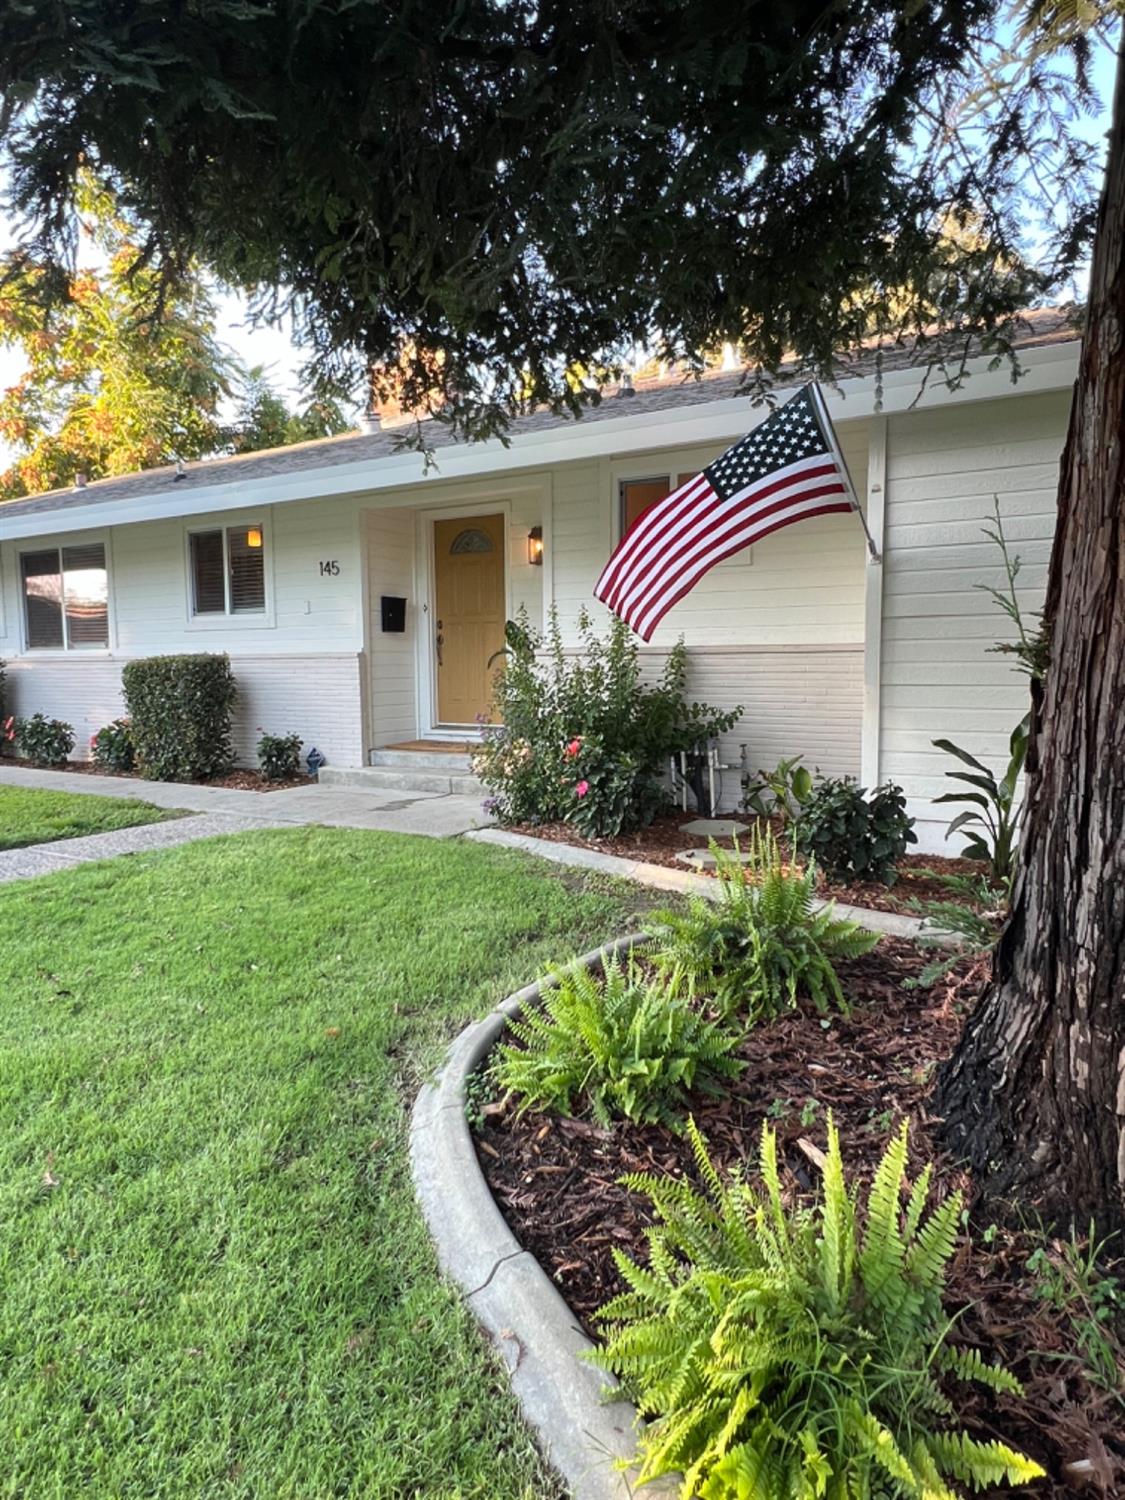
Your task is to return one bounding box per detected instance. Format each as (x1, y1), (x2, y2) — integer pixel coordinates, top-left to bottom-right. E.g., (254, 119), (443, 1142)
(246, 527), (263, 549)
(527, 526), (544, 566)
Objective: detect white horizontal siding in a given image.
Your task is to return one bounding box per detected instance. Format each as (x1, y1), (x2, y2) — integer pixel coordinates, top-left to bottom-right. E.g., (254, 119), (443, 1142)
(364, 507), (417, 748)
(638, 645), (862, 810)
(879, 389), (1068, 853)
(4, 653), (365, 769)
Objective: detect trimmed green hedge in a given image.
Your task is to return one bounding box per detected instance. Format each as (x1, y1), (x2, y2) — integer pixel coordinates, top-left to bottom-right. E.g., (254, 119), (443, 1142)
(122, 653), (237, 782)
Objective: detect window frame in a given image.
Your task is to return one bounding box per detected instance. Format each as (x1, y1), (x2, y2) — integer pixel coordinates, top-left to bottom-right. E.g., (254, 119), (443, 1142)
(183, 512), (275, 630)
(17, 533), (114, 654)
(608, 446), (746, 557)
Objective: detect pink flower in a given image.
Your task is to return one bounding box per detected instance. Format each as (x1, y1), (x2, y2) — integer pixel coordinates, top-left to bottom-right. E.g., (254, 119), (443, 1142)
(564, 737), (582, 759)
(575, 780), (589, 798)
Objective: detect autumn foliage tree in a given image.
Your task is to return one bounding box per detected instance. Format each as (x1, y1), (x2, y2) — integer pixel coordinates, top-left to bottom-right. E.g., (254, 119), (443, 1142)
(0, 193), (233, 498)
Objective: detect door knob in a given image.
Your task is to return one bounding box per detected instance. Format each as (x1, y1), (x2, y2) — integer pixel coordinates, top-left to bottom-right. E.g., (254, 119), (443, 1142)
(436, 620), (444, 667)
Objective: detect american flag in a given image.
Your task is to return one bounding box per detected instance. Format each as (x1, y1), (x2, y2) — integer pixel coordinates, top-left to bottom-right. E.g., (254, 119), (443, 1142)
(594, 384), (862, 640)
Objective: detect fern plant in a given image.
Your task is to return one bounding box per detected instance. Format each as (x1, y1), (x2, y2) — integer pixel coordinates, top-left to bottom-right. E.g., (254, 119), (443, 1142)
(593, 1118), (1044, 1500)
(650, 827), (878, 1017)
(492, 954), (744, 1128)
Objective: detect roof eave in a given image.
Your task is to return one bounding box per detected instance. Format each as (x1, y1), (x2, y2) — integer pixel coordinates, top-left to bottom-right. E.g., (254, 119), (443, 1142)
(0, 339), (1079, 541)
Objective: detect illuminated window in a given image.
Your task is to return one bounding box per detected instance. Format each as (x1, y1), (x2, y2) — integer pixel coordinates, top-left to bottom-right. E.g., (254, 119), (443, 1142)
(21, 544), (109, 650)
(190, 524), (266, 615)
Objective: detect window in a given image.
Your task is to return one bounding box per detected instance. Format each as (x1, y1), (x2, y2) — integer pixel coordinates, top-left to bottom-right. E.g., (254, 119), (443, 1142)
(619, 474), (696, 535)
(190, 524), (266, 616)
(21, 543), (109, 650)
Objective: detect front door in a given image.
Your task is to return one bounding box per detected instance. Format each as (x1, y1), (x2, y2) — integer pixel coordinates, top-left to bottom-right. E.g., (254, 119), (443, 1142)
(433, 513), (506, 725)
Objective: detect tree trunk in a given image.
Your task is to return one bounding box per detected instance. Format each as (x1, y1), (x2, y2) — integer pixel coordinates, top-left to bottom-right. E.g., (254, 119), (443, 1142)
(936, 45), (1125, 1235)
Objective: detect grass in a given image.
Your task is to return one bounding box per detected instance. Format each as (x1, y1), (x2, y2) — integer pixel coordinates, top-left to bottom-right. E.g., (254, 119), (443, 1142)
(0, 826), (649, 1499)
(0, 784), (173, 851)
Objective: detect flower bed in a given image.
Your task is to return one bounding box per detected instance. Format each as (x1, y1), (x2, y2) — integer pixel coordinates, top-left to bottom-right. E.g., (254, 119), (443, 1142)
(507, 810), (985, 917)
(472, 940), (1124, 1498)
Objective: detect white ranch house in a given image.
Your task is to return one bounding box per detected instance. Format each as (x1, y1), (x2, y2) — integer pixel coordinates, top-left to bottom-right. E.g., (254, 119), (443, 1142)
(0, 313), (1077, 853)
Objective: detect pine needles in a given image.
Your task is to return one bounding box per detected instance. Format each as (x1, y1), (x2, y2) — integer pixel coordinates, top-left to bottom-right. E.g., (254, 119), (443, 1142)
(592, 1118), (1045, 1500)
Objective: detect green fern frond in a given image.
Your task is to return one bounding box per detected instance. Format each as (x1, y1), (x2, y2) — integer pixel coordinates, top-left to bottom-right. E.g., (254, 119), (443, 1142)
(925, 1431), (1046, 1489)
(940, 1344), (1025, 1397)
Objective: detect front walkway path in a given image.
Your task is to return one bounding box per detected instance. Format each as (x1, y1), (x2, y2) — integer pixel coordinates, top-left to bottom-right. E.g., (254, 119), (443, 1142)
(0, 766), (484, 885)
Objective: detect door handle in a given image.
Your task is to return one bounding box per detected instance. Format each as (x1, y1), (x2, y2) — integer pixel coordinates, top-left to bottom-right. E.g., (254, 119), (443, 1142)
(436, 620), (443, 668)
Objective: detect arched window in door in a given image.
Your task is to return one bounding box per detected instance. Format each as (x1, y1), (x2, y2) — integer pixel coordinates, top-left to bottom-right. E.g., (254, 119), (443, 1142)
(449, 527), (494, 555)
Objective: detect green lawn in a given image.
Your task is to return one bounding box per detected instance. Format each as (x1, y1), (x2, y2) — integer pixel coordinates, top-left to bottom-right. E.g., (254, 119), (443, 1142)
(0, 827), (646, 1499)
(0, 784), (172, 851)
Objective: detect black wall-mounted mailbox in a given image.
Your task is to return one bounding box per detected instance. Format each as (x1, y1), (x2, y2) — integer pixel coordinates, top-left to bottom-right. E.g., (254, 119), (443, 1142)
(381, 595), (407, 633)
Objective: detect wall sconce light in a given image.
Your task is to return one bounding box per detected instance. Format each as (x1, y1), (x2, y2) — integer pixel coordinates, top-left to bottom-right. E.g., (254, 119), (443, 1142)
(527, 526), (544, 567)
(246, 527), (263, 549)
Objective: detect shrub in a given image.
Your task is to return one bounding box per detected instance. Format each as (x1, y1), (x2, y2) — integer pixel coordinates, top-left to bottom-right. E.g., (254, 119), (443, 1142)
(91, 718), (136, 772)
(650, 828), (878, 1018)
(257, 730), (302, 781)
(14, 713), (75, 766)
(798, 775), (917, 885)
(492, 952), (744, 1128)
(472, 606), (740, 833)
(933, 719), (1027, 882)
(593, 1117), (1044, 1500)
(740, 755), (813, 822)
(122, 653), (237, 781)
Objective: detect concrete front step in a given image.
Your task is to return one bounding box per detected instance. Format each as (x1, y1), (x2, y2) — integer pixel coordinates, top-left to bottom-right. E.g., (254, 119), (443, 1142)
(319, 764), (483, 796)
(370, 748), (475, 772)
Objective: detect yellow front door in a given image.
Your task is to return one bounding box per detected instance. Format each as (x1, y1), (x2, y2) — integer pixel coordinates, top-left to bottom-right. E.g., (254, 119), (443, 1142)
(433, 513), (506, 724)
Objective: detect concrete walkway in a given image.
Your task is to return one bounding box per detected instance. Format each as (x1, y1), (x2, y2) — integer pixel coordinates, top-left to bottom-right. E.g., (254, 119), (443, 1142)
(0, 765), (485, 885)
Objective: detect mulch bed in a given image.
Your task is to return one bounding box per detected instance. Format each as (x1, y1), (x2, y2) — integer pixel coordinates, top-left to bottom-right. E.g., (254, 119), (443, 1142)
(1, 757), (313, 792)
(509, 811), (988, 915)
(474, 942), (1125, 1496)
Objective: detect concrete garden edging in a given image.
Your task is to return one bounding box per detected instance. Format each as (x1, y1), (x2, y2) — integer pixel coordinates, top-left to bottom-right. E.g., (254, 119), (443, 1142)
(465, 826), (934, 941)
(410, 933), (680, 1500)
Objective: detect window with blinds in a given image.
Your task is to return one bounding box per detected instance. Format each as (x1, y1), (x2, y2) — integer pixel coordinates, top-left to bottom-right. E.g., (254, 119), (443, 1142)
(619, 474), (696, 535)
(190, 525), (266, 616)
(21, 544), (109, 649)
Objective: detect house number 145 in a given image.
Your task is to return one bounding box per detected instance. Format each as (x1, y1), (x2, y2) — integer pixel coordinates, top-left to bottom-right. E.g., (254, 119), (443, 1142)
(319, 560), (340, 576)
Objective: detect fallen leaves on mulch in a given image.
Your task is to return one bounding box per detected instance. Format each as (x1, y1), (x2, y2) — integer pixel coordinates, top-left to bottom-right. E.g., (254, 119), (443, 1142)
(507, 812), (985, 915)
(474, 941), (1125, 1497)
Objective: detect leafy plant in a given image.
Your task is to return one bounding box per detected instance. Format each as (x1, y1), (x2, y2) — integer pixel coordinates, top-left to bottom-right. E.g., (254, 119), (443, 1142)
(492, 953), (744, 1129)
(978, 496), (1050, 682)
(741, 756), (813, 823)
(257, 730), (303, 781)
(649, 827), (878, 1018)
(13, 713), (75, 766)
(904, 869), (1007, 988)
(122, 653), (237, 782)
(593, 1117), (1044, 1500)
(798, 776), (916, 885)
(473, 606), (740, 831)
(1026, 1226), (1125, 1403)
(90, 717), (136, 772)
(933, 719), (1028, 882)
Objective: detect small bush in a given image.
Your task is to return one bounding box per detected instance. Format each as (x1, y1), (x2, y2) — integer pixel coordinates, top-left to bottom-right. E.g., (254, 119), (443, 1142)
(493, 952), (744, 1128)
(650, 827), (878, 1018)
(798, 775), (916, 885)
(593, 1117), (1043, 1500)
(472, 606), (740, 832)
(740, 755), (813, 823)
(13, 713), (75, 767)
(122, 653), (237, 782)
(257, 730), (302, 781)
(91, 718), (136, 772)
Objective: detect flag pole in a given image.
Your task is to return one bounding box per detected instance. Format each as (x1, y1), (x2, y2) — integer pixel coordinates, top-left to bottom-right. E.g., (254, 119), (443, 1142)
(809, 381), (881, 564)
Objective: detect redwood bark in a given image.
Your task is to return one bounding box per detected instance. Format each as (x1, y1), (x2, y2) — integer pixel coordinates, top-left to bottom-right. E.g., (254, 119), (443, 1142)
(936, 46), (1125, 1235)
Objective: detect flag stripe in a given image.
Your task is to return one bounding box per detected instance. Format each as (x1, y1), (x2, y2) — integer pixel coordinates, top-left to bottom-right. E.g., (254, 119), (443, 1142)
(595, 473), (710, 603)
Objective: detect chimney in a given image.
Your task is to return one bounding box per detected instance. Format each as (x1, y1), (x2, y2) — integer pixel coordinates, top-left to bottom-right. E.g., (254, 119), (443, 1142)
(359, 408), (382, 434)
(616, 372), (636, 399)
(73, 472), (87, 490)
